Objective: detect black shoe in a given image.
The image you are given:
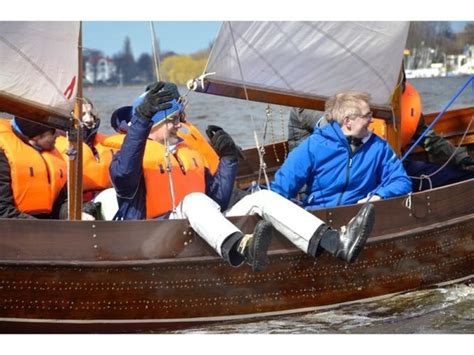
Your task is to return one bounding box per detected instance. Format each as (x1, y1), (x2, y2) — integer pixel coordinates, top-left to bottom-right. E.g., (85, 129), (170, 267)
(238, 220), (273, 272)
(335, 203), (375, 263)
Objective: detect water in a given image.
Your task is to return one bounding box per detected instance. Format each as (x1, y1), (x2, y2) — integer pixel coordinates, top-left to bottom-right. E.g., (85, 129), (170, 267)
(87, 77), (473, 334)
(170, 284), (473, 334)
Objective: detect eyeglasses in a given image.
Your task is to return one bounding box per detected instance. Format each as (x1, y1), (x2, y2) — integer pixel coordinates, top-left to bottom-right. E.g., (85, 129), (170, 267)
(166, 111), (186, 125)
(347, 111), (373, 121)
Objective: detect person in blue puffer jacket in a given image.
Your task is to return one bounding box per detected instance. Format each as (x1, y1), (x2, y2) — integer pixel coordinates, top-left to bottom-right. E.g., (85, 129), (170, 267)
(271, 91), (412, 209)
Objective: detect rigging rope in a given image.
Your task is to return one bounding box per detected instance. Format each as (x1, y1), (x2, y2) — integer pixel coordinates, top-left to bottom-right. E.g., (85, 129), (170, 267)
(279, 106), (288, 160)
(265, 105), (281, 163)
(150, 22), (161, 82)
(149, 21), (177, 214)
(227, 21), (271, 189)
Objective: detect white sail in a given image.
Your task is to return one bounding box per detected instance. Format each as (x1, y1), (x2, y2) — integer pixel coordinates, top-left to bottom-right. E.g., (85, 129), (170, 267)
(0, 21), (80, 118)
(206, 21), (409, 108)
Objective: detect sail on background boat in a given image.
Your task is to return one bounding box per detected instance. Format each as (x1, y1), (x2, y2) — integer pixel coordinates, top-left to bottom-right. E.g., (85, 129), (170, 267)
(205, 21), (409, 112)
(0, 22), (79, 124)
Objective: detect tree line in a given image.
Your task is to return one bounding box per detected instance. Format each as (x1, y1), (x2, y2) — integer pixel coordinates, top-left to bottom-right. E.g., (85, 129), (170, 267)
(406, 22), (474, 61)
(103, 37), (210, 86)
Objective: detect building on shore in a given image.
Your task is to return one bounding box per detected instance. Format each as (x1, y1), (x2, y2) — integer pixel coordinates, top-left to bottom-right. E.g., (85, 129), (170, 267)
(83, 49), (118, 85)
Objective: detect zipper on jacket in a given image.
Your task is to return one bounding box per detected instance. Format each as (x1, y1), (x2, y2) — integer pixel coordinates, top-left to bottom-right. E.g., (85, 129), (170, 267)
(336, 151), (353, 206)
(336, 138), (367, 205)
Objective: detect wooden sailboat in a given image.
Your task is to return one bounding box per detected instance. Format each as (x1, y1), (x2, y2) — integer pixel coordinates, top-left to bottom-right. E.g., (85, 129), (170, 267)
(0, 21), (472, 333)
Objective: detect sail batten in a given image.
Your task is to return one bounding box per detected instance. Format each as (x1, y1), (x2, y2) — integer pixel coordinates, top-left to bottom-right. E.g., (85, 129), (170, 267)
(204, 21), (409, 109)
(0, 22), (79, 122)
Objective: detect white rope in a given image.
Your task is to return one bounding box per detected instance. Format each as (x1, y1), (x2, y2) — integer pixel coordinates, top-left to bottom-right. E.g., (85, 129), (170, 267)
(186, 72), (216, 91)
(149, 22), (161, 82)
(164, 134), (177, 214)
(227, 21), (271, 190)
(409, 115), (474, 191)
(149, 21), (176, 212)
(404, 192), (412, 210)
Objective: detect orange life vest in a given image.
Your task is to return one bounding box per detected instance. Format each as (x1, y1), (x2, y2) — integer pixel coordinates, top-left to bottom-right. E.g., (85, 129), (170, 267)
(143, 140), (206, 219)
(0, 118), (67, 214)
(55, 133), (119, 191)
(178, 122), (220, 175)
(105, 134), (207, 219)
(400, 82), (422, 148)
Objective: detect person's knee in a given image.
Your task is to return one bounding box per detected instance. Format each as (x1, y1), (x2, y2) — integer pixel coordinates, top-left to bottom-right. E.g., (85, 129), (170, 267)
(93, 188), (118, 220)
(257, 189), (284, 204)
(254, 189), (273, 199)
(183, 192), (209, 204)
(182, 192), (221, 212)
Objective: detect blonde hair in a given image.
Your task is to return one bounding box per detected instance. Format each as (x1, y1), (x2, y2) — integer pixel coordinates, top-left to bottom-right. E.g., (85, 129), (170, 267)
(325, 91), (371, 125)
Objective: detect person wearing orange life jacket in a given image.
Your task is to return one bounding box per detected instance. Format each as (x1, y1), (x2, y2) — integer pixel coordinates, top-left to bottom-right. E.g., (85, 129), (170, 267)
(109, 83), (220, 175)
(55, 97), (119, 202)
(0, 117), (98, 219)
(108, 81), (274, 271)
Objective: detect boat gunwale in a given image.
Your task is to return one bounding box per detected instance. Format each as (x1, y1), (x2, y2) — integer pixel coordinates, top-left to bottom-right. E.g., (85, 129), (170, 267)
(0, 209), (472, 267)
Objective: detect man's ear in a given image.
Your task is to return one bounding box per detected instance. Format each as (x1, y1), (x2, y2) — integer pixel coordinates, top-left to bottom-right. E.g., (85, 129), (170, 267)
(344, 117), (351, 129)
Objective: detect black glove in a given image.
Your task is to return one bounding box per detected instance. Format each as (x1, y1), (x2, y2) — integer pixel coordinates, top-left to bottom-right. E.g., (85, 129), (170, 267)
(136, 81), (174, 120)
(206, 125), (240, 160)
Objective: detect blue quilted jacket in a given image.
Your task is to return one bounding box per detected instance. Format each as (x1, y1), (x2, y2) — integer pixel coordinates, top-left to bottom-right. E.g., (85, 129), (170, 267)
(271, 121), (412, 209)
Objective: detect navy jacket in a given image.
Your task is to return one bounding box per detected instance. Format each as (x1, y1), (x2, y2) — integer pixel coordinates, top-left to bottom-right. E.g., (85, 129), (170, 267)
(109, 115), (237, 220)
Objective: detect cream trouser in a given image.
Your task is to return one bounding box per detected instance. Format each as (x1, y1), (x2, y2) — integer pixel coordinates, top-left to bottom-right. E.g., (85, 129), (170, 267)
(173, 190), (325, 256)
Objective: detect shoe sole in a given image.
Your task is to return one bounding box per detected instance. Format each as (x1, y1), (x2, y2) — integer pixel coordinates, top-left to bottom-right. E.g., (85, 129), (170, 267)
(347, 203), (375, 263)
(252, 220), (274, 272)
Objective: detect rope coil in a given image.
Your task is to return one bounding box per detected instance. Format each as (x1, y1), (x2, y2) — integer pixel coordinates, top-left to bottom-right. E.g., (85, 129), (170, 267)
(186, 72), (216, 91)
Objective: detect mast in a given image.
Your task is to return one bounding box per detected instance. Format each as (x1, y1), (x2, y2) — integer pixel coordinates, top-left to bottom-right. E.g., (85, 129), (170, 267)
(67, 22), (84, 220)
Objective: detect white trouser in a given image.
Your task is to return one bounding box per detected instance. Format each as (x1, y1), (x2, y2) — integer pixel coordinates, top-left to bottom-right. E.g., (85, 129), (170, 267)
(171, 192), (240, 257)
(94, 188), (119, 221)
(225, 189), (325, 253)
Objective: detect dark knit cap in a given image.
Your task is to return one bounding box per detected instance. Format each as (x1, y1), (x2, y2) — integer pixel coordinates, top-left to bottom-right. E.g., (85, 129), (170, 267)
(14, 117), (55, 139)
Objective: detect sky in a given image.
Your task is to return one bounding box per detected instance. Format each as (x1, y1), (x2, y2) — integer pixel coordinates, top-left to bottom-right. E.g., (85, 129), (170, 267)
(6, 0), (473, 58)
(82, 22), (222, 57)
(83, 20), (470, 59)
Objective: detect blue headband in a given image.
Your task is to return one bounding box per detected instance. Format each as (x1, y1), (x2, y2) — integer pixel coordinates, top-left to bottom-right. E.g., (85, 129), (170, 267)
(132, 93), (183, 127)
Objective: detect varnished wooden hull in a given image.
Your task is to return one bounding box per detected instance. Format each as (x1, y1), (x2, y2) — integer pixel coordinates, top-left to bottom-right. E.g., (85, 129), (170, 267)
(1, 106), (473, 333)
(0, 178), (473, 333)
